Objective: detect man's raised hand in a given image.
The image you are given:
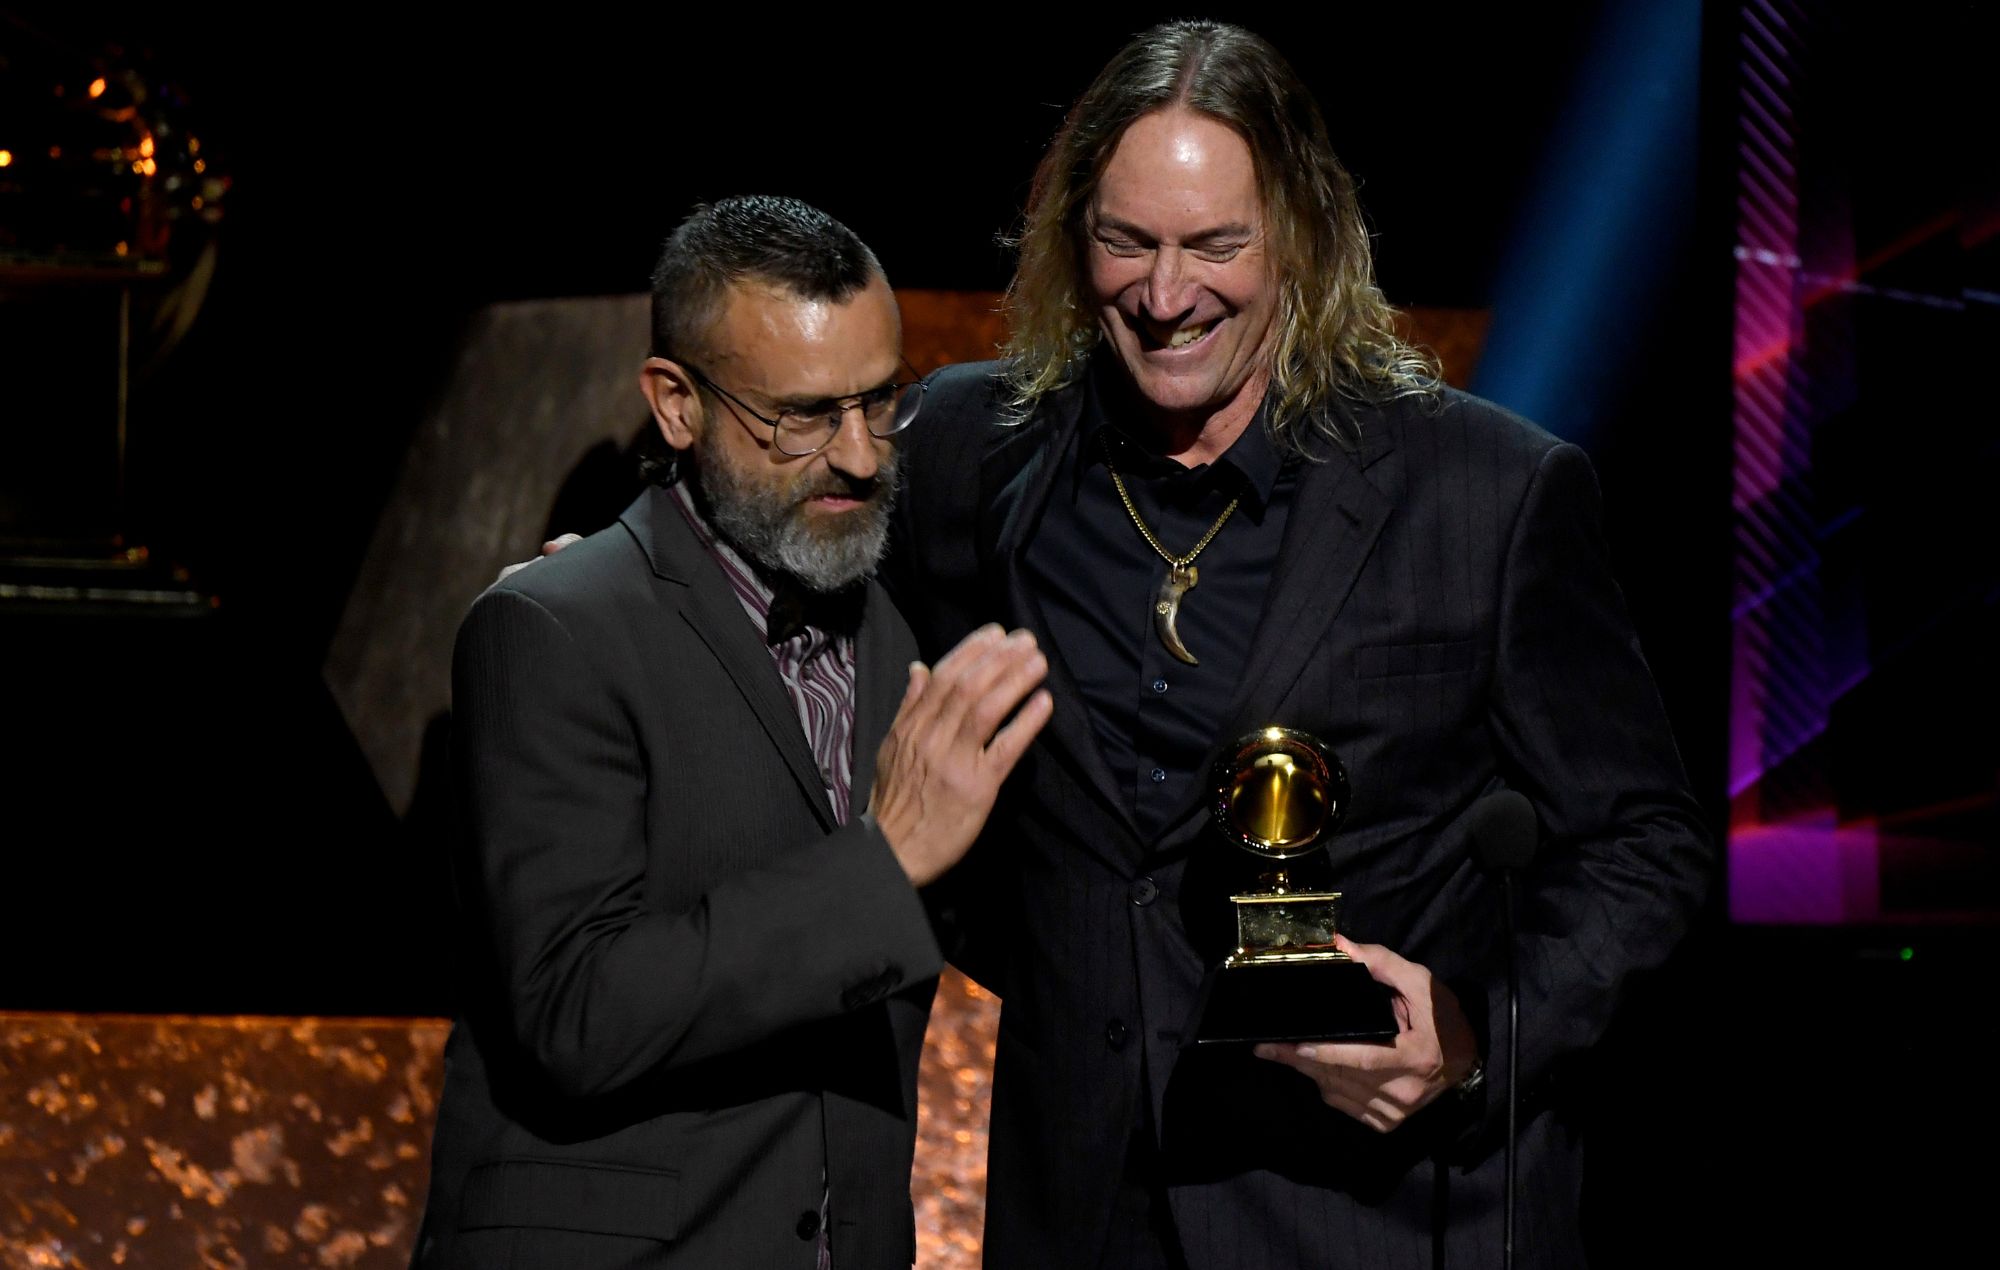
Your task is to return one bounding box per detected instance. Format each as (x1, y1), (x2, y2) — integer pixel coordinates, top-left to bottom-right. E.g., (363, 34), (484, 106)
(871, 625), (1053, 886)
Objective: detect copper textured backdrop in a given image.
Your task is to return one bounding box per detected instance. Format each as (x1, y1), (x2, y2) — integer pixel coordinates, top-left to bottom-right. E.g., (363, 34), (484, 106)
(0, 1014), (443, 1268)
(0, 974), (999, 1269)
(910, 971), (998, 1269)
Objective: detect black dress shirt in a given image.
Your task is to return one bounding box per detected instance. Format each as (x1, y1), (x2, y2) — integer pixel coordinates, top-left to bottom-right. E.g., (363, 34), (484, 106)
(1022, 360), (1297, 840)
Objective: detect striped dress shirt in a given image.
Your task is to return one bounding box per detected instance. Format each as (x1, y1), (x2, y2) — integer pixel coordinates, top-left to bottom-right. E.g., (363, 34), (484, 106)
(668, 479), (858, 824)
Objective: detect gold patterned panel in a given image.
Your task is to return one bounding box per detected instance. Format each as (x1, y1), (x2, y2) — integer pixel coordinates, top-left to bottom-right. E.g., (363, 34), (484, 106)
(0, 1014), (445, 1269)
(0, 988), (1000, 1269)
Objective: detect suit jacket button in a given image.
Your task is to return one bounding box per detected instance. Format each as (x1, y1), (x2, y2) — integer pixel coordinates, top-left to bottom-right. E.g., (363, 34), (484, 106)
(1105, 1019), (1130, 1050)
(796, 1210), (821, 1240)
(1130, 878), (1158, 907)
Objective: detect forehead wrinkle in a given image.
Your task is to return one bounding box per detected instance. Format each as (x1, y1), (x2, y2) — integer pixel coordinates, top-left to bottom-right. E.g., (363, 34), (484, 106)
(749, 290), (836, 345)
(771, 369), (902, 414)
(712, 277), (901, 404)
(1092, 113), (1262, 236)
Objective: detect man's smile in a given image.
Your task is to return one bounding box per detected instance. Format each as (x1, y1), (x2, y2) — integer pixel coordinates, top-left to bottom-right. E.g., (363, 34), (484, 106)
(1132, 314), (1223, 352)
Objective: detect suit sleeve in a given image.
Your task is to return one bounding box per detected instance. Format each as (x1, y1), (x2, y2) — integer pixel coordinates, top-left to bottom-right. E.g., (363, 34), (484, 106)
(452, 585), (943, 1101)
(886, 366), (1021, 991)
(1474, 441), (1712, 1136)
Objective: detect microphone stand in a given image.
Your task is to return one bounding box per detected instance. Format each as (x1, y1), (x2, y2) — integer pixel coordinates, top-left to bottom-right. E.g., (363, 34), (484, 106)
(1501, 863), (1518, 1270)
(1469, 788), (1533, 1270)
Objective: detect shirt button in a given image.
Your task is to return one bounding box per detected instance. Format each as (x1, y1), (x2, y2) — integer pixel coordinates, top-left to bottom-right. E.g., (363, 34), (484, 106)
(1152, 678), (1168, 693)
(1105, 1019), (1130, 1050)
(796, 1210), (821, 1240)
(1131, 878), (1158, 907)
(1150, 768), (1166, 784)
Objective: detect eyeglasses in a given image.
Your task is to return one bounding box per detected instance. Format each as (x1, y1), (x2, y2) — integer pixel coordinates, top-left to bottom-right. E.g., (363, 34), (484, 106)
(671, 358), (928, 458)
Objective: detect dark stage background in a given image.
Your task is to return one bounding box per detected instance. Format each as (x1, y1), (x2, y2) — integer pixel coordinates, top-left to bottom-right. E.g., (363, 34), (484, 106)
(3, 3), (1993, 1265)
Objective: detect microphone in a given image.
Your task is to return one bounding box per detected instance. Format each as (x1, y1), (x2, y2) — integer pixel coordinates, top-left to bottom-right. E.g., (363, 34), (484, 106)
(1469, 790), (1537, 1270)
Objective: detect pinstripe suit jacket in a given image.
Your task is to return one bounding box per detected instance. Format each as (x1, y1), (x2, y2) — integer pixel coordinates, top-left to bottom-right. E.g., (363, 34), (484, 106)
(414, 485), (939, 1269)
(891, 363), (1711, 1270)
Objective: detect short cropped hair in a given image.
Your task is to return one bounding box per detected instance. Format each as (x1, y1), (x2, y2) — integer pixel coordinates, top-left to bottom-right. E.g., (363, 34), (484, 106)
(648, 194), (881, 360)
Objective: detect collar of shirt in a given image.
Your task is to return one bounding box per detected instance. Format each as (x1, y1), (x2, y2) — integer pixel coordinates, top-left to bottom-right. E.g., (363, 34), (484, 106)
(1075, 351), (1287, 516)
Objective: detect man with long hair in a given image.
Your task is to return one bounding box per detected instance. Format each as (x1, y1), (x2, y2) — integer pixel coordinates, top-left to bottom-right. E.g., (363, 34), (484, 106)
(892, 20), (1710, 1269)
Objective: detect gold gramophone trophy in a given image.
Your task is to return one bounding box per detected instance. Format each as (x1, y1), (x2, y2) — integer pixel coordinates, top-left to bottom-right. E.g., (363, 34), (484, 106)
(1192, 727), (1397, 1044)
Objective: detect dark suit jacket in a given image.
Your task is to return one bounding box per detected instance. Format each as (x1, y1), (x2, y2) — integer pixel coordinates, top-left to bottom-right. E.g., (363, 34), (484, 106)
(890, 363), (1712, 1270)
(413, 485), (939, 1269)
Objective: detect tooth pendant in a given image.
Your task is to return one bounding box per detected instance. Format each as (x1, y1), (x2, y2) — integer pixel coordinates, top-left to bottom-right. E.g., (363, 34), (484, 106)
(1154, 565), (1201, 665)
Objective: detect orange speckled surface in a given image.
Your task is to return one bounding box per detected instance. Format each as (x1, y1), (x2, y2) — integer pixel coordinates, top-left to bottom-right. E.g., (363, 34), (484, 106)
(0, 972), (999, 1268)
(912, 969), (998, 1267)
(0, 1014), (443, 1269)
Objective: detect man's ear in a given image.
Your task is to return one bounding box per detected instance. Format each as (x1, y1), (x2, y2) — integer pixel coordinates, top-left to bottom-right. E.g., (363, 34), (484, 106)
(639, 357), (701, 452)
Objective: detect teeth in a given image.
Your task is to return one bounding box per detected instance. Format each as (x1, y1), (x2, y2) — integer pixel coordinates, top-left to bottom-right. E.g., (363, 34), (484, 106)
(1167, 322), (1213, 348)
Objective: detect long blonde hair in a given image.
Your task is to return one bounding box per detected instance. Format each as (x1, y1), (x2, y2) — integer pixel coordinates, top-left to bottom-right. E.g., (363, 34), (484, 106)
(1003, 20), (1438, 452)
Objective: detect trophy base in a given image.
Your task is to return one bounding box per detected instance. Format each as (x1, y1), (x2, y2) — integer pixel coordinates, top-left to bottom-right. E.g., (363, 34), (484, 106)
(1191, 956), (1398, 1045)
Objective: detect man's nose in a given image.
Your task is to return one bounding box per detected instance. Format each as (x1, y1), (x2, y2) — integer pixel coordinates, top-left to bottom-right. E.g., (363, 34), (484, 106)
(820, 406), (882, 480)
(1143, 248), (1196, 318)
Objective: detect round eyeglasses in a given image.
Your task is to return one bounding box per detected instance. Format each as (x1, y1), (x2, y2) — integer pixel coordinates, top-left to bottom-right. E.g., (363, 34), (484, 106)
(673, 359), (928, 458)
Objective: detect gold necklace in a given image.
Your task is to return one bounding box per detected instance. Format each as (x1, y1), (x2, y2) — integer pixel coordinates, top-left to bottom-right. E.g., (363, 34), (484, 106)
(1106, 458), (1239, 666)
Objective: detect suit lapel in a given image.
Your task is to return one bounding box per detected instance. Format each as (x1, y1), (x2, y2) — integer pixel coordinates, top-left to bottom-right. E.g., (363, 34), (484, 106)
(1156, 414), (1401, 842)
(848, 578), (904, 810)
(623, 487), (837, 831)
(982, 386), (1145, 852)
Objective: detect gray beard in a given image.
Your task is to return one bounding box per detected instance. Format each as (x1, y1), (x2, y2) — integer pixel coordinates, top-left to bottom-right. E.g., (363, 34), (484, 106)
(688, 435), (899, 595)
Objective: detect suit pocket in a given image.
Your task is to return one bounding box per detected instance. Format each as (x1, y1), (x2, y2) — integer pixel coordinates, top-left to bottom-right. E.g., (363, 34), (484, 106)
(458, 1158), (680, 1242)
(1354, 639), (1476, 679)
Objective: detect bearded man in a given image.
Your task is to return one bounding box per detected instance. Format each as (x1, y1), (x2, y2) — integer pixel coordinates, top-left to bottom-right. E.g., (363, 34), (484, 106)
(412, 195), (1051, 1269)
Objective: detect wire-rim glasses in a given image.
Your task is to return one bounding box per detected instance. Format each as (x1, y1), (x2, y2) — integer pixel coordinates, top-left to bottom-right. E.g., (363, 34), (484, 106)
(673, 358), (928, 458)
